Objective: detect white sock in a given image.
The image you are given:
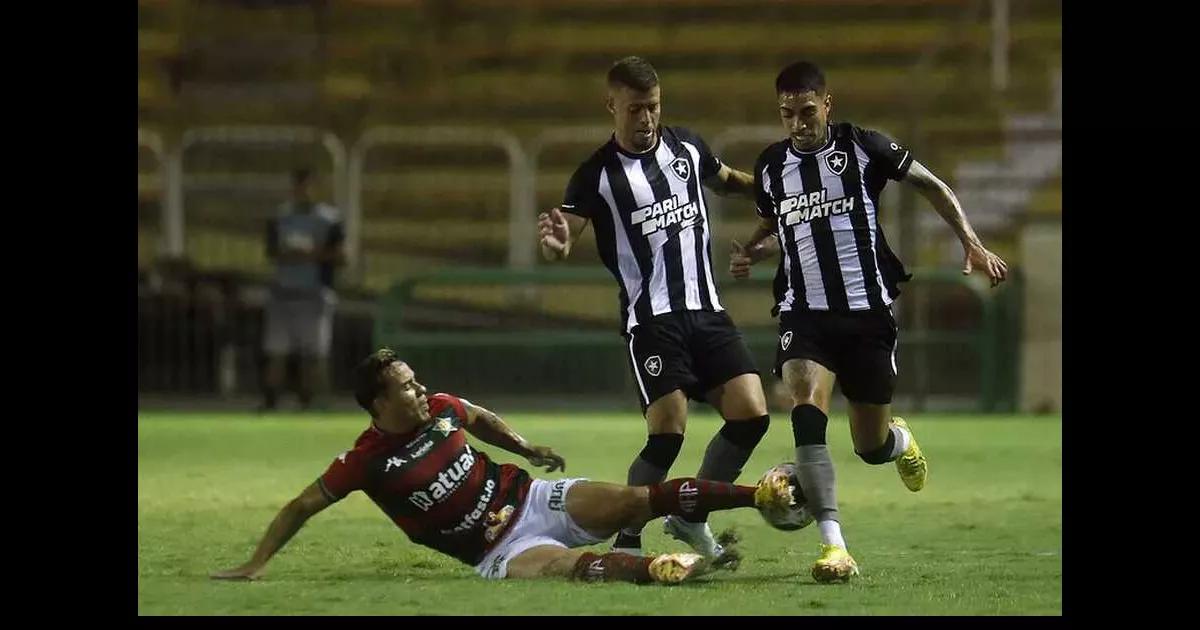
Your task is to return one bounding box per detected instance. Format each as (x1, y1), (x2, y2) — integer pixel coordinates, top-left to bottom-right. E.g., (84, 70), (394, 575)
(892, 424), (912, 456)
(817, 519), (846, 549)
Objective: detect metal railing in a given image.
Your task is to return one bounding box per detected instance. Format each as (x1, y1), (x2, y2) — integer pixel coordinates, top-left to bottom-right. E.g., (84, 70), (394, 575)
(373, 267), (1021, 412)
(348, 126), (533, 281)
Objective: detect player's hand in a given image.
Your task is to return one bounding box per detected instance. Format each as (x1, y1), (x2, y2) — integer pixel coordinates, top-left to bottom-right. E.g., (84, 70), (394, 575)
(729, 240), (760, 280)
(210, 562), (264, 581)
(538, 208), (570, 258)
(962, 241), (1008, 288)
(526, 446), (566, 473)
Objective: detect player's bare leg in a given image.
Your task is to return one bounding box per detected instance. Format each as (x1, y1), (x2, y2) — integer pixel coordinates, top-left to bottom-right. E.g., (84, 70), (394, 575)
(783, 358), (857, 582)
(848, 402), (926, 492)
(505, 478), (790, 584)
(569, 479), (784, 541)
(612, 390), (688, 555)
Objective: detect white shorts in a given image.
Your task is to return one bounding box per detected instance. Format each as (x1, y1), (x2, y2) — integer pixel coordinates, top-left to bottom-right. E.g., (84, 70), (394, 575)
(474, 478), (604, 579)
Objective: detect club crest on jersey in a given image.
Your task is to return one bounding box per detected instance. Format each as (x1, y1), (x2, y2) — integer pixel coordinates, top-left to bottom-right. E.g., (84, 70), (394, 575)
(781, 331), (793, 351)
(825, 150), (848, 175)
(669, 157), (691, 181)
(645, 355), (663, 377)
(484, 504), (516, 542)
(433, 418), (457, 437)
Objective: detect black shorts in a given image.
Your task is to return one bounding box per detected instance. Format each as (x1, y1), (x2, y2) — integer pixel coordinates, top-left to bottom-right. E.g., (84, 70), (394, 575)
(774, 307), (898, 405)
(623, 310), (760, 413)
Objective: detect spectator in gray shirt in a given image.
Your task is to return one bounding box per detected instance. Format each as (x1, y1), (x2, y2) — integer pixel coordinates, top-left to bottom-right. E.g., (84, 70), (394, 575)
(261, 168), (345, 411)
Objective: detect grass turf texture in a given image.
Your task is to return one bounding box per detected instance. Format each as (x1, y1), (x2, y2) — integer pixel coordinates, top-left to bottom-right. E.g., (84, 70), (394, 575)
(138, 411), (1061, 615)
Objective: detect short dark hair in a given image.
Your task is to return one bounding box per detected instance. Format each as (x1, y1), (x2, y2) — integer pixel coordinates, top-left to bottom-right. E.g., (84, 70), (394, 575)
(291, 167), (313, 186)
(775, 61), (826, 96)
(607, 56), (659, 92)
(353, 348), (402, 416)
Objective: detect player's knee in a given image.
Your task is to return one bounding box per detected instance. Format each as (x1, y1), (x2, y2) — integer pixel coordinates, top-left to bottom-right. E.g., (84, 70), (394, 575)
(790, 404), (828, 446)
(783, 376), (821, 405)
(719, 415), (770, 450)
(856, 441), (893, 465)
(638, 433), (684, 470)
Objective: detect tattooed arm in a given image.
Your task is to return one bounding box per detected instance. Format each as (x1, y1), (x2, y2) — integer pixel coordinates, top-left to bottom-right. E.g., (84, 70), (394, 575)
(462, 400), (566, 473)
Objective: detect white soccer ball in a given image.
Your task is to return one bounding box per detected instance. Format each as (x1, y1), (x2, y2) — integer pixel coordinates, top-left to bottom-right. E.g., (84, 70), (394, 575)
(757, 463), (815, 531)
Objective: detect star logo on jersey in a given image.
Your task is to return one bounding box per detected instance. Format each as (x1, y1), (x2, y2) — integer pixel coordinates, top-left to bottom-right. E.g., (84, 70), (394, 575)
(669, 157), (691, 182)
(384, 456), (408, 472)
(644, 355), (663, 377)
(433, 418), (457, 437)
(781, 331), (793, 351)
(825, 150), (848, 176)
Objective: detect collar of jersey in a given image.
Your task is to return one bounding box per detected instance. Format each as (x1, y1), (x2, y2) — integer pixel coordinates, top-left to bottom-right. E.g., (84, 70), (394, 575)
(610, 130), (662, 160)
(786, 125), (836, 158)
(370, 420), (422, 440)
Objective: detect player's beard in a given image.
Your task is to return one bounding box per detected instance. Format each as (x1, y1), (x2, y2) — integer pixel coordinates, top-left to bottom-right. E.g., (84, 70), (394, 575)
(632, 128), (655, 151)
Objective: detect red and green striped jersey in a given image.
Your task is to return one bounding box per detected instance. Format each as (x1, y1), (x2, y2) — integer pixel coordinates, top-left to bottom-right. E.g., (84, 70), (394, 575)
(318, 393), (532, 565)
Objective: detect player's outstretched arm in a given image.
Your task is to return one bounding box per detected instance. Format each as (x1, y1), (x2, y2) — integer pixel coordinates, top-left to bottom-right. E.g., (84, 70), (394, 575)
(462, 400), (565, 473)
(729, 217), (780, 280)
(902, 160), (1009, 287)
(703, 164), (756, 200)
(538, 208), (589, 262)
(210, 481), (333, 581)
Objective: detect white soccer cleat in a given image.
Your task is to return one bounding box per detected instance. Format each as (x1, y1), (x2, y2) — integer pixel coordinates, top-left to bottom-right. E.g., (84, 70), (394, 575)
(663, 515), (723, 558)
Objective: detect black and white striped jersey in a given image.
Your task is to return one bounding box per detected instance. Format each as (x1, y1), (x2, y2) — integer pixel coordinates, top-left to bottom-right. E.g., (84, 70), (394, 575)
(755, 122), (913, 314)
(562, 126), (724, 332)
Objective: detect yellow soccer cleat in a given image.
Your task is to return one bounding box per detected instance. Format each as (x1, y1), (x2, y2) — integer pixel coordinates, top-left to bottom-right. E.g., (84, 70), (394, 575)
(892, 417), (927, 492)
(811, 544), (859, 584)
(648, 552), (708, 584)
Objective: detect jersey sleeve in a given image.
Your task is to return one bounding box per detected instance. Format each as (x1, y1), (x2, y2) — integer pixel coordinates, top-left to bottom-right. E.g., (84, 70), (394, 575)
(317, 447), (369, 503)
(674, 127), (722, 180)
(427, 392), (469, 425)
(855, 127), (915, 180)
(561, 164), (599, 219)
(753, 149), (776, 224)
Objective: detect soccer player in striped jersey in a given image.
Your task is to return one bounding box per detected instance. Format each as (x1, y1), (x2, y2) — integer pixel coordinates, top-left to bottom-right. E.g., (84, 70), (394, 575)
(538, 56), (771, 563)
(211, 349), (795, 585)
(729, 61), (1008, 583)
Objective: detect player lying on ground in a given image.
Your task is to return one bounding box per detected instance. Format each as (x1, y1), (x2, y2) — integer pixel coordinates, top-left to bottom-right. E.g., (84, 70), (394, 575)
(212, 349), (794, 584)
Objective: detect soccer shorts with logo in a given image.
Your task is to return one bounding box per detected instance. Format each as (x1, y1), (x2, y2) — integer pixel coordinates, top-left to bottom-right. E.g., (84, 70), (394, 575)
(774, 307), (899, 405)
(474, 478), (603, 579)
(623, 310), (760, 413)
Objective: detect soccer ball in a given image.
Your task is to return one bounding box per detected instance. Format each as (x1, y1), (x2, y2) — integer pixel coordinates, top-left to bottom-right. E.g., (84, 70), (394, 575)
(756, 463), (815, 531)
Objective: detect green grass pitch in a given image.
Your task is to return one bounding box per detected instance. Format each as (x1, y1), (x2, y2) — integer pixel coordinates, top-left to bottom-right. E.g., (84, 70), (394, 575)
(138, 411), (1061, 615)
